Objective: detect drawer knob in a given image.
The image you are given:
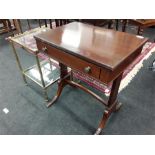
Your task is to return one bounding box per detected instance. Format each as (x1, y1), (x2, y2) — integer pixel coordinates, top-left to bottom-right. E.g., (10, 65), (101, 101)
(42, 47), (47, 52)
(84, 66), (91, 73)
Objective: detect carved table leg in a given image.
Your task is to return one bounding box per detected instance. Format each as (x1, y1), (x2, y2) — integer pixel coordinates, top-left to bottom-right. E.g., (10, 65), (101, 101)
(47, 79), (68, 107)
(95, 73), (123, 135)
(94, 109), (110, 135)
(47, 62), (68, 107)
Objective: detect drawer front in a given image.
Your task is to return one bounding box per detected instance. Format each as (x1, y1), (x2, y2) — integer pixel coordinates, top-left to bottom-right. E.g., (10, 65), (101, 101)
(36, 40), (101, 79)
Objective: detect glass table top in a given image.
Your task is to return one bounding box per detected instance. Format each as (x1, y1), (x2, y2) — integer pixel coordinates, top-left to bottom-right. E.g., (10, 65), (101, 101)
(9, 27), (50, 53)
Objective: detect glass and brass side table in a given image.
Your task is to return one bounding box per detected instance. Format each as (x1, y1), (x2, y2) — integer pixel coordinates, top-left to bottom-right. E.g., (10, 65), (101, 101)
(8, 27), (60, 103)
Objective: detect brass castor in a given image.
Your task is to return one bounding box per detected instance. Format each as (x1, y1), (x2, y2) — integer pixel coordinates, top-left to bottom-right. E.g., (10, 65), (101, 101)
(94, 128), (102, 135)
(114, 102), (122, 112)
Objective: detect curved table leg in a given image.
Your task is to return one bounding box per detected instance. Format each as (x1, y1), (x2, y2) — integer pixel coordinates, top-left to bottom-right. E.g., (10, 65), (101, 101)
(47, 80), (67, 107)
(94, 109), (109, 135)
(94, 73), (123, 135)
(94, 101), (122, 135)
(47, 62), (69, 107)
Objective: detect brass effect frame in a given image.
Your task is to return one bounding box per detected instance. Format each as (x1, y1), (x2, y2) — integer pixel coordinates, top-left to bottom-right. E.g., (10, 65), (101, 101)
(10, 40), (59, 103)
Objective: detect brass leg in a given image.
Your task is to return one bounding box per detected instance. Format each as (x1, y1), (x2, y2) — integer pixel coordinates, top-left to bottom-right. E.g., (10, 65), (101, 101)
(95, 73), (123, 135)
(114, 102), (123, 112)
(10, 42), (27, 85)
(35, 54), (48, 102)
(43, 88), (49, 102)
(49, 58), (53, 71)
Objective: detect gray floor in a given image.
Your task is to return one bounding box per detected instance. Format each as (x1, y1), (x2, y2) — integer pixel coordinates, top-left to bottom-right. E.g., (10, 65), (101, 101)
(1, 20), (155, 135)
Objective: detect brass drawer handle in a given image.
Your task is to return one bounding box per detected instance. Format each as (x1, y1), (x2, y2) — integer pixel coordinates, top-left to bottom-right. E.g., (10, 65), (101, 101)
(84, 66), (91, 73)
(41, 46), (47, 52)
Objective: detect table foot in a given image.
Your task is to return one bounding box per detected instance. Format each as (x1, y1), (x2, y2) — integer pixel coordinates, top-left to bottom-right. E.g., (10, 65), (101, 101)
(94, 101), (122, 135)
(94, 110), (109, 135)
(46, 95), (58, 107)
(43, 90), (49, 102)
(114, 102), (123, 112)
(94, 128), (102, 135)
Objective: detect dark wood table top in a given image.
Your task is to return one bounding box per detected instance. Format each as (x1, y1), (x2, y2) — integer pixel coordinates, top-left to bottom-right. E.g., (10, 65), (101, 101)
(35, 22), (148, 70)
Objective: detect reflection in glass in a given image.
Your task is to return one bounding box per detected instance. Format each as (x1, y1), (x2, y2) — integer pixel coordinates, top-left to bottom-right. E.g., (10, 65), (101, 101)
(24, 60), (59, 87)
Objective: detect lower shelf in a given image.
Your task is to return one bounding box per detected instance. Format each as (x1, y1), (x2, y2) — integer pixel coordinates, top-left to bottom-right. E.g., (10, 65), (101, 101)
(24, 60), (60, 88)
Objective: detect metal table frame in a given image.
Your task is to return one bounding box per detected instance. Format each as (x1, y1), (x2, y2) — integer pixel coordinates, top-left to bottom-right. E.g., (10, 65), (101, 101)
(8, 27), (60, 103)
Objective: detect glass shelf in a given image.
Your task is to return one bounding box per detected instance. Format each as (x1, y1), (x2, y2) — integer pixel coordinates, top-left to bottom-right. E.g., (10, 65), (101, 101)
(24, 60), (60, 88)
(8, 26), (59, 101)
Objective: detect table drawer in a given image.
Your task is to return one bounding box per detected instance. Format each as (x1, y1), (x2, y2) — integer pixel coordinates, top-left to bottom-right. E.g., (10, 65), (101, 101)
(36, 40), (101, 79)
